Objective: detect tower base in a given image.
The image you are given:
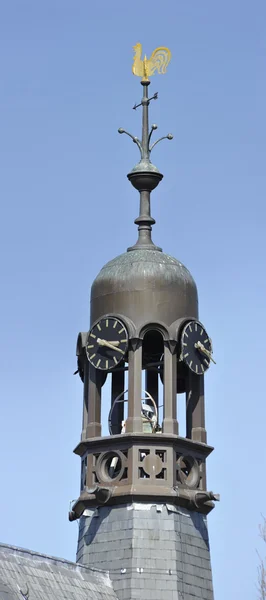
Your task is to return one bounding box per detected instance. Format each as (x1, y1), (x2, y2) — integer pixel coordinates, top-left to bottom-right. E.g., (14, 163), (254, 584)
(76, 502), (214, 600)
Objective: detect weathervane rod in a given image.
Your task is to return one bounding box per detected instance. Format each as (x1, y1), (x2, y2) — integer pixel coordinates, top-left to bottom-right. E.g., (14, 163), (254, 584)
(141, 81), (150, 161)
(118, 43), (173, 252)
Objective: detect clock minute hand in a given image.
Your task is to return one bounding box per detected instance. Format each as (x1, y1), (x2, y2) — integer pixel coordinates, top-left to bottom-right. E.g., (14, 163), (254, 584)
(195, 341), (216, 364)
(97, 338), (124, 354)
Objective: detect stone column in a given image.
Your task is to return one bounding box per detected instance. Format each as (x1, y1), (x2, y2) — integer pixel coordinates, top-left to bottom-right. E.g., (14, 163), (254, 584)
(126, 339), (143, 433)
(111, 369), (125, 434)
(186, 371), (207, 443)
(81, 358), (89, 441)
(86, 365), (102, 438)
(162, 342), (178, 435)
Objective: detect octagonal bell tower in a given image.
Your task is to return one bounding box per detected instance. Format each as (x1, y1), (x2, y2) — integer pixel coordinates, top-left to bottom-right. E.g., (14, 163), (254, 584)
(71, 45), (219, 600)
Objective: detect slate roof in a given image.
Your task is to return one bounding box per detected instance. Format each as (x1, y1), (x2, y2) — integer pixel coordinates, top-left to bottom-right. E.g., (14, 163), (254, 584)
(0, 543), (119, 600)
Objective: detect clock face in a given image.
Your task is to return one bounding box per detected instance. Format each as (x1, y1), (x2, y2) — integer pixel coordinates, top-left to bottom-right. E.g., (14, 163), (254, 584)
(180, 320), (213, 375)
(86, 317), (128, 371)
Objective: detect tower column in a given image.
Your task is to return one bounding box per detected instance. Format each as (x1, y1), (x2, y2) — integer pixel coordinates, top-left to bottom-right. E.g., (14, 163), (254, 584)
(111, 369), (125, 434)
(85, 366), (102, 438)
(186, 371), (207, 443)
(162, 342), (178, 434)
(126, 339), (143, 432)
(81, 360), (89, 441)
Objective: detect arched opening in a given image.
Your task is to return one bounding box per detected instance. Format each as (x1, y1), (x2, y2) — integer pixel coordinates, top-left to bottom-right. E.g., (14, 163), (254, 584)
(142, 329), (164, 431)
(176, 360), (187, 437)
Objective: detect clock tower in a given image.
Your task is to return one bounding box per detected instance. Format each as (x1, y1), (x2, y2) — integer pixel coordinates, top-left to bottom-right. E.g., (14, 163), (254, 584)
(70, 46), (219, 600)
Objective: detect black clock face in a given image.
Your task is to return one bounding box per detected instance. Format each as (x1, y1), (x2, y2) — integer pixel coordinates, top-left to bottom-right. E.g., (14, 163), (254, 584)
(180, 320), (213, 375)
(86, 317), (128, 371)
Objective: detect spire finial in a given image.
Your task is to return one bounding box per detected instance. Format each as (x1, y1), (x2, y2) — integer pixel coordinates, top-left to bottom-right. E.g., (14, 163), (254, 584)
(118, 44), (173, 252)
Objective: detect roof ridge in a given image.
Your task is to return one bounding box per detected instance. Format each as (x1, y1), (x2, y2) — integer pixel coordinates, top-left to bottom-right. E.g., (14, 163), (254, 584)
(0, 542), (105, 575)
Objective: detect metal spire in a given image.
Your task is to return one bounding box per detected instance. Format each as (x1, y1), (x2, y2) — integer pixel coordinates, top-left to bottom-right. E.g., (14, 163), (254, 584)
(118, 82), (173, 173)
(118, 46), (173, 251)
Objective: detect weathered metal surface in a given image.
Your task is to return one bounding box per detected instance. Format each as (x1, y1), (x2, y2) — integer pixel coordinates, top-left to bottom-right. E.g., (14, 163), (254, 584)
(72, 431), (214, 512)
(119, 80), (172, 179)
(91, 249), (198, 328)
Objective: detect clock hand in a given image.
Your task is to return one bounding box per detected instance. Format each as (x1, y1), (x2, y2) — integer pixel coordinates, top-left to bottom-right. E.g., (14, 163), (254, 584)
(99, 340), (120, 346)
(97, 338), (124, 354)
(97, 338), (119, 347)
(194, 341), (216, 364)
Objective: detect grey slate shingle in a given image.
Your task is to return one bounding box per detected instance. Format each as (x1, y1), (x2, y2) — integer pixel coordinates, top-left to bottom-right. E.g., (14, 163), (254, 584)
(77, 502), (214, 600)
(0, 543), (118, 600)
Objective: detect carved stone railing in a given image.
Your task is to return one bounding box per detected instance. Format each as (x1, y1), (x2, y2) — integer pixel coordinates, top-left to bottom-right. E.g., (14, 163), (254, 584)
(73, 433), (215, 515)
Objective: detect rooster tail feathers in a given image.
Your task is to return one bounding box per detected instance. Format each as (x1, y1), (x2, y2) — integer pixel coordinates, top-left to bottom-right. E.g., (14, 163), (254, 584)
(148, 46), (172, 76)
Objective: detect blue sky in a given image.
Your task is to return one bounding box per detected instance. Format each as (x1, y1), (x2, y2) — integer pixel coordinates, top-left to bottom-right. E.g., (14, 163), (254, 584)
(0, 1), (266, 598)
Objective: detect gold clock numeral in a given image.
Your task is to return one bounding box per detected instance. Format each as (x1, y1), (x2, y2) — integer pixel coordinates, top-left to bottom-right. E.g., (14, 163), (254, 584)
(195, 364), (198, 373)
(106, 360), (109, 369)
(189, 360), (193, 369)
(195, 323), (197, 331)
(113, 320), (117, 328)
(120, 339), (127, 343)
(90, 353), (96, 360)
(204, 338), (208, 344)
(106, 319), (108, 327)
(184, 352), (189, 358)
(183, 342), (187, 346)
(113, 356), (118, 365)
(184, 332), (188, 338)
(118, 327), (124, 334)
(96, 358), (101, 368)
(90, 333), (96, 338)
(189, 324), (192, 332)
(204, 358), (209, 366)
(200, 328), (203, 336)
(87, 344), (94, 349)
(201, 364), (204, 372)
(97, 323), (101, 331)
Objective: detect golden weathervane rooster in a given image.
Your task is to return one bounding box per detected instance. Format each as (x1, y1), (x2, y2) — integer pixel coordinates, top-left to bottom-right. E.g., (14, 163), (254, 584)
(132, 43), (171, 81)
